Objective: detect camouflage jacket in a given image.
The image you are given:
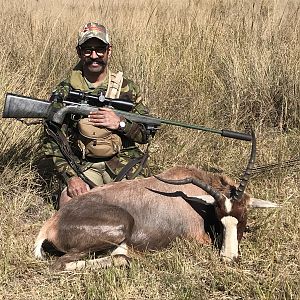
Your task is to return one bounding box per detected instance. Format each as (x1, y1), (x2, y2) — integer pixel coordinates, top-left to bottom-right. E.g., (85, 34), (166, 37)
(43, 62), (151, 180)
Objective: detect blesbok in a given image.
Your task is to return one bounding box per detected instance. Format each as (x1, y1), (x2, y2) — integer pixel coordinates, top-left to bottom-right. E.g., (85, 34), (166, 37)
(34, 132), (278, 270)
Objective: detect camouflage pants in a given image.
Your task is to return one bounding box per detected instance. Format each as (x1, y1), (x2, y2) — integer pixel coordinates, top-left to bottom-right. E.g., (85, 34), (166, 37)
(85, 158), (149, 185)
(84, 161), (114, 185)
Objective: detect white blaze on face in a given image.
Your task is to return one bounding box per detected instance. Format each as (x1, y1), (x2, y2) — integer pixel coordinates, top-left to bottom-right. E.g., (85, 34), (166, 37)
(224, 197), (233, 213)
(220, 216), (239, 261)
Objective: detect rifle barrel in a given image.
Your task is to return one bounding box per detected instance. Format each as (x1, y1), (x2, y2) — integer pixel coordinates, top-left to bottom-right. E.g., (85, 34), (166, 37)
(53, 105), (252, 142)
(117, 110), (251, 141)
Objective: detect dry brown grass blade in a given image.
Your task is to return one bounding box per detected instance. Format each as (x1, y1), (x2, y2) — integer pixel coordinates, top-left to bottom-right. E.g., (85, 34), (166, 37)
(0, 0), (299, 299)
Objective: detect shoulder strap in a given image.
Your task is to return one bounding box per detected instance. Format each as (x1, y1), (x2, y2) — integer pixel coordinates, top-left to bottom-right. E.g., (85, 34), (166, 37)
(105, 71), (124, 99)
(44, 121), (97, 188)
(114, 145), (150, 182)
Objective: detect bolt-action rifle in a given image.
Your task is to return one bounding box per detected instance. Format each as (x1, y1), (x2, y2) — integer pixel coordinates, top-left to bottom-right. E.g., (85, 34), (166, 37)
(2, 92), (252, 141)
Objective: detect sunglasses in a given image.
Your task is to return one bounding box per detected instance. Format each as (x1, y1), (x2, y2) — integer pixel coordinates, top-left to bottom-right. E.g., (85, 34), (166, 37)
(80, 46), (108, 57)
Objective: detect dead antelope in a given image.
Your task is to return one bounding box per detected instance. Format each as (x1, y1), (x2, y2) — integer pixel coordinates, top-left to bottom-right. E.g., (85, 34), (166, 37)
(34, 132), (278, 270)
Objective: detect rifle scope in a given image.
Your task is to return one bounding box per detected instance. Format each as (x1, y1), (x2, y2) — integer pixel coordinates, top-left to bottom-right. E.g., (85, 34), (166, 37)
(67, 90), (134, 112)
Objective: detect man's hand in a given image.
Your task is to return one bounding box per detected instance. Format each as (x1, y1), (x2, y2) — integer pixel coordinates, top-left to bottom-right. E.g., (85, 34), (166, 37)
(67, 176), (90, 197)
(88, 107), (121, 130)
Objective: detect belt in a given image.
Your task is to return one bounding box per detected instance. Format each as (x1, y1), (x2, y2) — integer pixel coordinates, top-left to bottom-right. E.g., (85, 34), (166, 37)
(83, 156), (114, 163)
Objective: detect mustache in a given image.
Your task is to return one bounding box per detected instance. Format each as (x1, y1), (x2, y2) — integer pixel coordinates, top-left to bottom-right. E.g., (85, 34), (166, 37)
(86, 58), (106, 66)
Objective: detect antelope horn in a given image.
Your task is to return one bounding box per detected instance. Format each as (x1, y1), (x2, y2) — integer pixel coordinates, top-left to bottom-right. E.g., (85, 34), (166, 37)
(154, 175), (224, 202)
(233, 130), (256, 201)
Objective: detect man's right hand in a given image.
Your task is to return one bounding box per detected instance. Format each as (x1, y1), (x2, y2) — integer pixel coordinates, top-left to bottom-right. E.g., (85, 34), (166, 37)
(67, 176), (90, 197)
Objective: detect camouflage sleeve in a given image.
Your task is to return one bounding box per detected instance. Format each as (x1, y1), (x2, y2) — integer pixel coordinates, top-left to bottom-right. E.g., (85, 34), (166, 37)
(42, 129), (77, 178)
(120, 78), (151, 144)
(50, 80), (71, 101)
(42, 81), (77, 178)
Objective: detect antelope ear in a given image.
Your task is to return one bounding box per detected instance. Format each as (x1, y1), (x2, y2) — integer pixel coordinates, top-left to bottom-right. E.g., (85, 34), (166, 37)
(249, 198), (279, 208)
(192, 195), (216, 205)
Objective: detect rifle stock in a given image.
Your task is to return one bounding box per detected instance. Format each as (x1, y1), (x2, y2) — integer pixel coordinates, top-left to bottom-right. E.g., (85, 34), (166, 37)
(2, 93), (161, 127)
(3, 93), (55, 119)
(2, 93), (252, 142)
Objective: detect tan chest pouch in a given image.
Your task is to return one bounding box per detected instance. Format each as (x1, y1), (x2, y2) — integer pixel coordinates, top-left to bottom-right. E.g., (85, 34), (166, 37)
(77, 118), (122, 159)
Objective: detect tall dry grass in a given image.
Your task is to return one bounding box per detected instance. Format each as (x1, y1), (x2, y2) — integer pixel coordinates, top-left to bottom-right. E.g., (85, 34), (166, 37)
(0, 0), (299, 299)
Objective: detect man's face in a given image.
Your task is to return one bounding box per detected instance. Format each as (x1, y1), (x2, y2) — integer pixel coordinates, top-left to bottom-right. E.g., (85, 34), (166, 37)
(78, 38), (111, 74)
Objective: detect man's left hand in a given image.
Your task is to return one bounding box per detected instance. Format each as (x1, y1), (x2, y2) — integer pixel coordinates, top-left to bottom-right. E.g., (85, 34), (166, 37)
(88, 107), (121, 130)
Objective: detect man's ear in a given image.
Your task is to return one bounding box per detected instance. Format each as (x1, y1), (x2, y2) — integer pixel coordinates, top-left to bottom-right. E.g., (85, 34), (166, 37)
(76, 46), (81, 58)
(107, 44), (112, 58)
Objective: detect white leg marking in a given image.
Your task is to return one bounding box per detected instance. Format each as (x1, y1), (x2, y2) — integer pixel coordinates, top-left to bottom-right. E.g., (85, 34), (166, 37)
(65, 242), (129, 271)
(34, 238), (45, 260)
(220, 216), (239, 261)
(65, 260), (87, 271)
(111, 241), (128, 256)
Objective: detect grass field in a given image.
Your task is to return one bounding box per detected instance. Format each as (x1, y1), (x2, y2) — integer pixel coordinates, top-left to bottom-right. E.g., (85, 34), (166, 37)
(0, 0), (299, 299)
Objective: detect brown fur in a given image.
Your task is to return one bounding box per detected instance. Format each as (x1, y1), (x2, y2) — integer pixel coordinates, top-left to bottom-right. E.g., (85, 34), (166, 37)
(36, 166), (250, 268)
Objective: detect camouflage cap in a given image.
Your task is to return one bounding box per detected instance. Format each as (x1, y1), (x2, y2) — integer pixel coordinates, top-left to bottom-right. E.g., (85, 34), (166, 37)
(77, 22), (110, 46)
